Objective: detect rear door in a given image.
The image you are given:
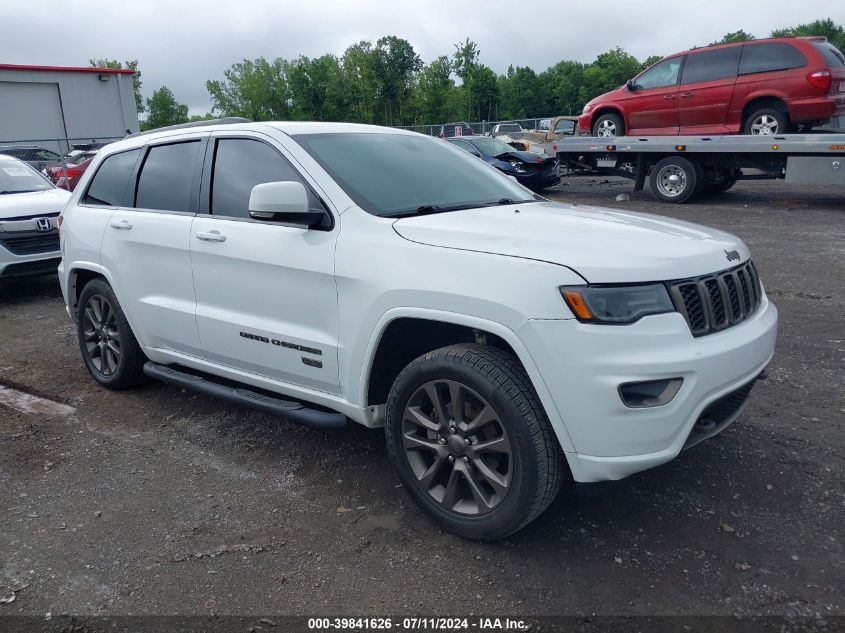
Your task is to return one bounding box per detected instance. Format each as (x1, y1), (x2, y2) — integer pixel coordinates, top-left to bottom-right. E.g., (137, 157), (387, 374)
(678, 47), (741, 134)
(189, 132), (341, 394)
(99, 136), (205, 354)
(625, 56), (683, 134)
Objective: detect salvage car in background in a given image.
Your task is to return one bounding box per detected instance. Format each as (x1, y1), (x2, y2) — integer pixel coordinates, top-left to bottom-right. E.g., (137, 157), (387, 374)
(489, 122), (525, 138)
(438, 122), (476, 138)
(0, 155), (69, 282)
(0, 145), (63, 173)
(580, 36), (845, 137)
(446, 135), (560, 191)
(47, 151), (98, 190)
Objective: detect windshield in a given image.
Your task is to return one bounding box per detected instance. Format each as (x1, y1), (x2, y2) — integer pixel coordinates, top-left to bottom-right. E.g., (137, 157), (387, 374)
(497, 124), (521, 133)
(469, 138), (518, 156)
(0, 159), (53, 194)
(292, 132), (536, 216)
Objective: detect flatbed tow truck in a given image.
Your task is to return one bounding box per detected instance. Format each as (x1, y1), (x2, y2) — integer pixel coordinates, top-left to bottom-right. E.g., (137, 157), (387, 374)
(536, 133), (845, 203)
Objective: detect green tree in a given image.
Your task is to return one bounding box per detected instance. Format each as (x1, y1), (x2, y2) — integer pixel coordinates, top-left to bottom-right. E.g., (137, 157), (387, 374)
(89, 58), (143, 114)
(538, 60), (584, 115)
(578, 48), (642, 105)
(342, 42), (379, 123)
(712, 30), (756, 45)
(771, 18), (845, 50)
(142, 86), (188, 130)
(206, 57), (292, 120)
(409, 56), (455, 125)
(287, 54), (346, 121)
(498, 65), (543, 119)
(640, 54), (663, 71)
(373, 36), (422, 125)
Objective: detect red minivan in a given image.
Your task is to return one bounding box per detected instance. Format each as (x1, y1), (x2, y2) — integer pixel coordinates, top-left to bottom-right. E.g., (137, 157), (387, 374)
(579, 37), (845, 137)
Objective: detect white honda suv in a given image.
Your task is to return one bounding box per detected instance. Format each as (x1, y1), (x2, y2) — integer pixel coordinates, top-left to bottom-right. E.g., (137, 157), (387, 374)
(58, 119), (778, 539)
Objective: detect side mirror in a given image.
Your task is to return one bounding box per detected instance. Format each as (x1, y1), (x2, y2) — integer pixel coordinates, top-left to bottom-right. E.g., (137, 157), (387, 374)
(626, 79), (637, 91)
(248, 181), (327, 228)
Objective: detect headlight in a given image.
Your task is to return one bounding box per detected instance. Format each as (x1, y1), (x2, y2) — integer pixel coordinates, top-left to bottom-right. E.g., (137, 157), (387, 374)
(508, 161), (527, 173)
(582, 104), (592, 114)
(560, 284), (674, 324)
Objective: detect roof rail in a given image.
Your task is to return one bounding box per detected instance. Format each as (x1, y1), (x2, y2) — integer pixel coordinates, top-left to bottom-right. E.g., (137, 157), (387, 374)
(128, 117), (252, 138)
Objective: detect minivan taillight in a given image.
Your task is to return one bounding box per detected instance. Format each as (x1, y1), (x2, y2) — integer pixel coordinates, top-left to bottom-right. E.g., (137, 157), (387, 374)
(806, 70), (832, 91)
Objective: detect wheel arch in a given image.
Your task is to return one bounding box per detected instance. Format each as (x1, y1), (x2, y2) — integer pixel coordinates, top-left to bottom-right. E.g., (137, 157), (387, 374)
(741, 95), (790, 124)
(66, 263), (114, 318)
(590, 106), (626, 132)
(359, 308), (576, 453)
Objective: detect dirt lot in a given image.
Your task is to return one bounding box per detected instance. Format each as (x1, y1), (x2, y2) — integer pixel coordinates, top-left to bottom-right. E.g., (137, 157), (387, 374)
(1, 178), (843, 622)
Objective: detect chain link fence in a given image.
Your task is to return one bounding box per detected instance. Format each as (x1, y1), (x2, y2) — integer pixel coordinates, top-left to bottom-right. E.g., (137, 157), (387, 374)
(396, 118), (554, 137)
(0, 136), (124, 192)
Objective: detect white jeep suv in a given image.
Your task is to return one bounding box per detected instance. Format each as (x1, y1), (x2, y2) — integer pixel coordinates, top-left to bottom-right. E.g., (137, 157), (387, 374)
(58, 120), (778, 539)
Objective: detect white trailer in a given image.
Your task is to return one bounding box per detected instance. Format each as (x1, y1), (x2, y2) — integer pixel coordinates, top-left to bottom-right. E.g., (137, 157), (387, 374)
(536, 134), (845, 203)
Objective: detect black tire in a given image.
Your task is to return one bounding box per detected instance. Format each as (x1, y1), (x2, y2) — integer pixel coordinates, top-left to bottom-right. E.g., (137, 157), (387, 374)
(385, 343), (566, 540)
(648, 156), (703, 204)
(743, 106), (791, 135)
(77, 278), (146, 389)
(592, 112), (624, 137)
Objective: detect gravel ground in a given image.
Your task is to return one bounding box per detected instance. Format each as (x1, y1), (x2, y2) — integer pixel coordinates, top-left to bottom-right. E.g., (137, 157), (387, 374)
(0, 178), (843, 621)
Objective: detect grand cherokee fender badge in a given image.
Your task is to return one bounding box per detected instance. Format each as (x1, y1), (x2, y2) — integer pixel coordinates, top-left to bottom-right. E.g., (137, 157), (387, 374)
(239, 331), (322, 356)
(724, 249), (740, 262)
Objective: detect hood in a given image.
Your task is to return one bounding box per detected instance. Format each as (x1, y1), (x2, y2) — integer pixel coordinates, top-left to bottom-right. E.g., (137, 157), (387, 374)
(495, 150), (551, 164)
(0, 188), (71, 220)
(392, 201), (750, 283)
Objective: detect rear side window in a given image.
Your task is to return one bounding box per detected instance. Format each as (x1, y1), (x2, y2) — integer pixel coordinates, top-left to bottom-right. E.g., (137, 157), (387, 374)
(210, 138), (322, 219)
(812, 41), (845, 66)
(739, 43), (807, 75)
(554, 119), (576, 134)
(83, 149), (141, 207)
(135, 141), (201, 212)
(681, 48), (741, 84)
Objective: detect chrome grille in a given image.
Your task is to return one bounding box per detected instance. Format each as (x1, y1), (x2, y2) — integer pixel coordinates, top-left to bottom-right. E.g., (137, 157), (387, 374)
(669, 261), (763, 336)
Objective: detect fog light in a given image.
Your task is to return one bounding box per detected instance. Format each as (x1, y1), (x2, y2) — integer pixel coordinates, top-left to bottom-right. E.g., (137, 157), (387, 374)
(618, 378), (683, 408)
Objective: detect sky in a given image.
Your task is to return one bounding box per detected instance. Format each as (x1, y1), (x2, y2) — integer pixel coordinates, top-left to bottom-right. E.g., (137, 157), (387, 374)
(2, 0), (843, 116)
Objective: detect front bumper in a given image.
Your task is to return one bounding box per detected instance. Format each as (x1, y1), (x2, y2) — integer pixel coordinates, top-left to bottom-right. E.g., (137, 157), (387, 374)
(518, 296), (778, 482)
(0, 240), (61, 281)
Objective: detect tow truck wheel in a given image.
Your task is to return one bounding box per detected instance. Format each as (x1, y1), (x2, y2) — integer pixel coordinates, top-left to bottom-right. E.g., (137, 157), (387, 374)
(649, 156), (703, 204)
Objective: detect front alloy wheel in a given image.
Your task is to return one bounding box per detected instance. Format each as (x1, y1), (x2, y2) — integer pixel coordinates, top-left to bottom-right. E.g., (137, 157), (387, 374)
(401, 379), (512, 516)
(385, 344), (565, 540)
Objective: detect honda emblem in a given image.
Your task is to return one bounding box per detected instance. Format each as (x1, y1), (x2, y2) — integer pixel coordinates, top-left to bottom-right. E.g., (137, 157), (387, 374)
(35, 217), (52, 232)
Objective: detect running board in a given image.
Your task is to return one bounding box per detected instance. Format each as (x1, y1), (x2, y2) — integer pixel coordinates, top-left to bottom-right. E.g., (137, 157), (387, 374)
(143, 362), (347, 431)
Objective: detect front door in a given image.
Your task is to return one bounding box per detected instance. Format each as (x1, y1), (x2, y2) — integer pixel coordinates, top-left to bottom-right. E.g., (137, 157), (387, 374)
(189, 133), (341, 394)
(625, 56), (684, 134)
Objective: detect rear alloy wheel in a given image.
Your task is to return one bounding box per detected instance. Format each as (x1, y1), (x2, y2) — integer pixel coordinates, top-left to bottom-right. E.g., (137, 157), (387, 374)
(385, 344), (565, 540)
(743, 108), (790, 135)
(592, 113), (624, 137)
(649, 156), (703, 204)
(77, 278), (146, 389)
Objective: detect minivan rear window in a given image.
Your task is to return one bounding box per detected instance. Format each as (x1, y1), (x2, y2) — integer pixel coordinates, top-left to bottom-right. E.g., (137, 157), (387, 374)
(812, 41), (845, 66)
(739, 43), (807, 75)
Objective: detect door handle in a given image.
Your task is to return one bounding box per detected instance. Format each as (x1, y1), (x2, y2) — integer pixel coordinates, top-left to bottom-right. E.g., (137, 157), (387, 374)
(663, 94), (677, 100)
(109, 219), (132, 230)
(680, 91), (694, 99)
(195, 230), (227, 243)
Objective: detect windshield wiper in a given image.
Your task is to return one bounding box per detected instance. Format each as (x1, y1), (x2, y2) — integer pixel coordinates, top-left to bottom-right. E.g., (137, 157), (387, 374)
(382, 203), (482, 218)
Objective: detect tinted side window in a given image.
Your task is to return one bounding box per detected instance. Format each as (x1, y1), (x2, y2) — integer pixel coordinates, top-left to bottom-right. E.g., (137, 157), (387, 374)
(812, 41), (845, 66)
(634, 57), (683, 90)
(83, 149), (141, 206)
(681, 48), (741, 84)
(135, 141), (201, 212)
(739, 43), (807, 75)
(210, 138), (321, 219)
(554, 119), (576, 134)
